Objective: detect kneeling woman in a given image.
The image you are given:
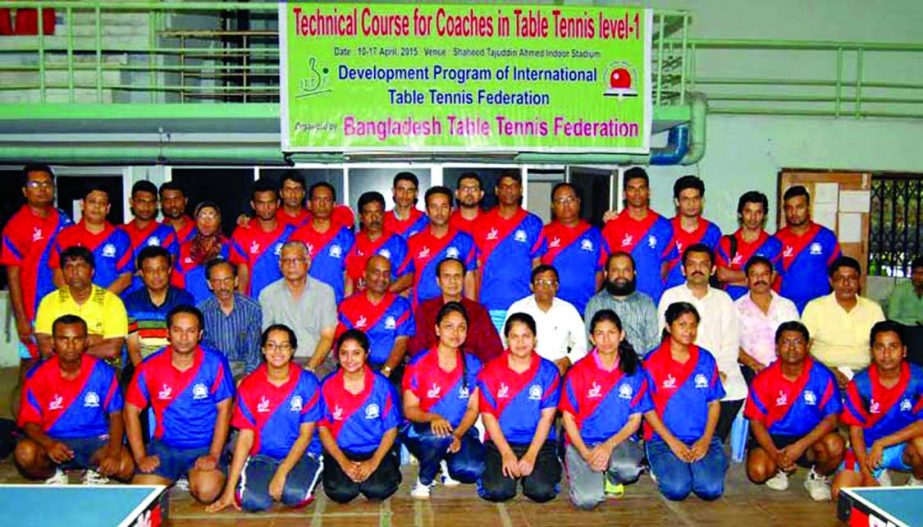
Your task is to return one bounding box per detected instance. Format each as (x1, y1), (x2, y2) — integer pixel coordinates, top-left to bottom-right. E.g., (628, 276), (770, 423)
(477, 313), (562, 503)
(209, 324), (323, 513)
(560, 309), (651, 510)
(403, 301), (485, 499)
(318, 329), (402, 503)
(644, 302), (728, 501)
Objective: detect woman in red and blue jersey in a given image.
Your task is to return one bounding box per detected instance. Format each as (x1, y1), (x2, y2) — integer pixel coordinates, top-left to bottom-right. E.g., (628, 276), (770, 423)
(477, 312), (561, 503)
(402, 301), (484, 500)
(644, 302), (728, 501)
(208, 324), (323, 513)
(560, 309), (651, 510)
(317, 329), (402, 503)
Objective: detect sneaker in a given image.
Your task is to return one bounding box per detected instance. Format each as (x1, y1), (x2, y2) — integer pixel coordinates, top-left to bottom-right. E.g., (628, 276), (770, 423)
(174, 476), (190, 491)
(410, 479), (431, 500)
(876, 469), (892, 487)
(604, 479), (625, 499)
(82, 469), (109, 485)
(907, 474), (923, 487)
(765, 470), (789, 491)
(439, 460), (460, 487)
(803, 467), (832, 501)
(44, 468), (68, 485)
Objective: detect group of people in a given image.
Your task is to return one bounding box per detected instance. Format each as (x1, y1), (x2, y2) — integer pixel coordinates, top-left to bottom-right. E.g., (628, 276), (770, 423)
(3, 163), (923, 512)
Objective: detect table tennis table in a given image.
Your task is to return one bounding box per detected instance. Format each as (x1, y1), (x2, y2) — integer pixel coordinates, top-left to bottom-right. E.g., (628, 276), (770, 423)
(0, 484), (167, 527)
(838, 486), (923, 527)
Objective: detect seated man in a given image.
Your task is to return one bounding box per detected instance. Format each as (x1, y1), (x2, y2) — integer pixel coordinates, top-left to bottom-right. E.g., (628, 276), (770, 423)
(15, 314), (134, 484)
(745, 321), (844, 501)
(833, 321), (923, 497)
(125, 305), (234, 503)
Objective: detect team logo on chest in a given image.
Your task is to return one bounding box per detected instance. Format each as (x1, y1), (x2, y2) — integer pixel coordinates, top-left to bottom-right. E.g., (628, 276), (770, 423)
(618, 383), (633, 400)
(731, 253), (743, 266)
(192, 383), (209, 400)
(580, 239), (594, 251)
(458, 385), (470, 399)
(257, 396), (271, 413)
(662, 374), (677, 389)
(810, 243), (822, 255)
(158, 384), (172, 400)
(378, 248), (391, 260)
(427, 383), (441, 399)
(587, 381), (603, 399)
(901, 398), (912, 412)
(332, 405), (344, 421)
(417, 246), (431, 259)
(33, 227), (44, 242)
(620, 234), (633, 247)
(648, 235), (657, 249)
(870, 399), (881, 414)
(274, 243), (283, 256)
(305, 243), (316, 257)
(528, 384), (542, 400)
(445, 246), (460, 259)
(486, 228), (499, 241)
(290, 395), (303, 412)
(83, 391), (100, 408)
(365, 403), (380, 419)
(803, 390), (816, 406)
(250, 241), (261, 254)
(694, 374), (709, 389)
(384, 316), (396, 330)
(147, 237), (161, 247)
(783, 246), (793, 258)
(775, 390), (788, 406)
(48, 394), (64, 411)
(356, 316), (368, 328)
(498, 383), (510, 399)
(102, 243), (117, 258)
(329, 244), (343, 258)
(549, 237), (562, 249)
(514, 229), (527, 243)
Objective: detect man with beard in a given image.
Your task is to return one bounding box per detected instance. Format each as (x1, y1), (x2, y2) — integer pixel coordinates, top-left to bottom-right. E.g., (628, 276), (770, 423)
(658, 244), (745, 443)
(345, 191), (412, 294)
(775, 186), (841, 313)
(716, 191), (782, 300)
(159, 181), (195, 244)
(449, 172), (485, 235)
(584, 252), (659, 355)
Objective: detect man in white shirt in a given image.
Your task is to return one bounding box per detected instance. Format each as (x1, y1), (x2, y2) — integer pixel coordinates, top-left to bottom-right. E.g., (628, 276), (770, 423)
(503, 264), (587, 375)
(736, 255), (800, 381)
(658, 243), (745, 443)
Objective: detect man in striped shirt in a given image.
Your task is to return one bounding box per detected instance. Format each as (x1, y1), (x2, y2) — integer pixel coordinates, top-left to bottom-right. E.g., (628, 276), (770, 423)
(197, 258), (262, 379)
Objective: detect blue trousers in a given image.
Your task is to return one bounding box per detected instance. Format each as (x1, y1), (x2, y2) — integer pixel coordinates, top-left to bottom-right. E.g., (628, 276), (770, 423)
(236, 454), (322, 512)
(402, 424), (485, 486)
(646, 438), (727, 501)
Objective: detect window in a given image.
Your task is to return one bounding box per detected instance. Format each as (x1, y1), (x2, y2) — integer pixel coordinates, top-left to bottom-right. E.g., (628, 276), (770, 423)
(869, 174), (923, 277)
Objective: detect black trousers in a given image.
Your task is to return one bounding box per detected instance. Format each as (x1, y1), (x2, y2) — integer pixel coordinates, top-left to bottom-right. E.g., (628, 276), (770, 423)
(322, 448), (402, 504)
(479, 440), (561, 503)
(715, 399), (744, 444)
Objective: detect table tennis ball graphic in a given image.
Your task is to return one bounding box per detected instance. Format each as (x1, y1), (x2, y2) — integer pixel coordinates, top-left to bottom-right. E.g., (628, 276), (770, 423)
(609, 68), (632, 90)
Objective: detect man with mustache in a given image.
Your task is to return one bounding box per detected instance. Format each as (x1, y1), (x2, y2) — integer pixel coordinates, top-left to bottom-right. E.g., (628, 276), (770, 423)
(658, 244), (745, 444)
(584, 252), (659, 355)
(736, 256), (800, 383)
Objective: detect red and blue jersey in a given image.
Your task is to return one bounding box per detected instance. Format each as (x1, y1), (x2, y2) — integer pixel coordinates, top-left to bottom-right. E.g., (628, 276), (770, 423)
(173, 217), (196, 245)
(643, 342), (726, 443)
(775, 222), (841, 312)
(335, 292), (415, 366)
(0, 205), (71, 320)
(601, 210), (675, 303)
(449, 209), (481, 236)
(18, 355), (122, 440)
(345, 230), (411, 286)
(716, 229), (782, 300)
(559, 350), (652, 446)
(319, 367), (400, 455)
(664, 216), (723, 289)
(403, 348), (482, 428)
(120, 220), (179, 296)
(126, 345), (234, 449)
(744, 357), (841, 437)
(232, 364), (322, 460)
(172, 241), (230, 305)
(474, 208), (546, 311)
(291, 222), (355, 303)
(229, 223), (295, 298)
(408, 227), (477, 306)
(541, 221), (608, 314)
(276, 208), (311, 229)
(478, 352), (561, 445)
(52, 221), (132, 289)
(384, 208), (428, 239)
(842, 362), (923, 445)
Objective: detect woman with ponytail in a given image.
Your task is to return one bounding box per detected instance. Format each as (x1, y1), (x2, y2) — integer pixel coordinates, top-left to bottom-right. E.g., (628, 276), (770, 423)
(559, 309), (652, 510)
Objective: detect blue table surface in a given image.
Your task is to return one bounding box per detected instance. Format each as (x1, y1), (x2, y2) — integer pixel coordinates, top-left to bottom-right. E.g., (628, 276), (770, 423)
(849, 487), (923, 527)
(0, 486), (162, 527)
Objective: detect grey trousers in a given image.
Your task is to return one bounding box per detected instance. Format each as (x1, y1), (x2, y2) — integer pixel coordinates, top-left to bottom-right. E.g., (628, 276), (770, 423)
(564, 440), (645, 510)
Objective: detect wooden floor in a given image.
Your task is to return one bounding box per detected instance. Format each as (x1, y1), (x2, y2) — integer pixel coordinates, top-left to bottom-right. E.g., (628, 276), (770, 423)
(0, 366), (847, 526)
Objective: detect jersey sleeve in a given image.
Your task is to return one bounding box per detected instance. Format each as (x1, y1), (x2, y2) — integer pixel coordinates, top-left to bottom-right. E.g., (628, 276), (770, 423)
(317, 390), (333, 429)
(301, 376), (322, 424)
(706, 357), (726, 403)
(232, 393), (257, 430)
(715, 235), (732, 267)
(743, 377), (769, 423)
(841, 381), (868, 427)
(0, 221), (24, 266)
(17, 377), (43, 428)
(125, 368), (150, 409)
(211, 357), (235, 402)
(228, 228), (248, 266)
(541, 369), (562, 410)
(114, 230), (134, 274)
(396, 306), (415, 338)
(631, 376), (654, 415)
(818, 374), (842, 418)
(380, 382), (401, 430)
(558, 373), (579, 416)
(477, 373), (498, 415)
(103, 369), (124, 413)
(393, 237), (412, 277)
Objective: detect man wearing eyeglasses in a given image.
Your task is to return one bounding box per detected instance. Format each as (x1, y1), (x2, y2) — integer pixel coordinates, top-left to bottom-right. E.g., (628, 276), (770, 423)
(449, 172), (486, 236)
(502, 265), (586, 375)
(1, 164), (72, 363)
(198, 258), (262, 380)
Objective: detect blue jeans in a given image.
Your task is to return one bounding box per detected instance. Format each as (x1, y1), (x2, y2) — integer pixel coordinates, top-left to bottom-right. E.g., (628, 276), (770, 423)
(402, 424), (485, 486)
(646, 438), (727, 501)
(236, 454), (323, 512)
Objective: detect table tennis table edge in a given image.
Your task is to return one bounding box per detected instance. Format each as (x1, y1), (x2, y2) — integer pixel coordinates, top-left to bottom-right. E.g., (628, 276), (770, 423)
(840, 487), (913, 527)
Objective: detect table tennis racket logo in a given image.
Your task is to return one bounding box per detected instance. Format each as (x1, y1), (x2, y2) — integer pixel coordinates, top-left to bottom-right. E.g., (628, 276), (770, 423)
(498, 383), (510, 399)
